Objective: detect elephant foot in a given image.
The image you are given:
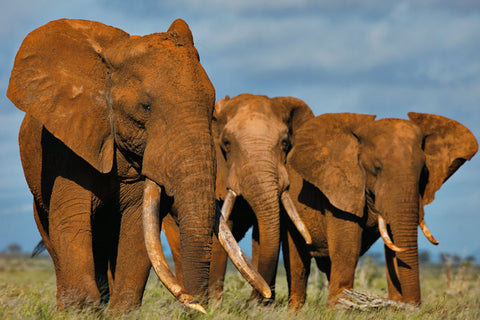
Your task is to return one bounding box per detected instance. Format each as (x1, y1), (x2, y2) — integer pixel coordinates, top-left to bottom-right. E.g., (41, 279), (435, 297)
(56, 288), (103, 311)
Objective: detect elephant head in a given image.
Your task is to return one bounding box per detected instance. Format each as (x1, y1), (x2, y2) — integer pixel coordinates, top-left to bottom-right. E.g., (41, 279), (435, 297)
(212, 93), (314, 297)
(7, 19), (260, 310)
(289, 112), (478, 305)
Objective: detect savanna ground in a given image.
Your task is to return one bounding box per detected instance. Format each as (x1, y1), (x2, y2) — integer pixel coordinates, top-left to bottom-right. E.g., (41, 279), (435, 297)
(0, 254), (479, 320)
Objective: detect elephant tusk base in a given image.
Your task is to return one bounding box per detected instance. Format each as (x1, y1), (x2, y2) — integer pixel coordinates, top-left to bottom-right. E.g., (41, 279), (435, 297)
(221, 189), (237, 220)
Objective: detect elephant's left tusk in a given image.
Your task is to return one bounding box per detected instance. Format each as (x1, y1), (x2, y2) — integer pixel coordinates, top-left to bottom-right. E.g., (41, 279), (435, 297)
(142, 179), (206, 314)
(221, 189), (237, 220)
(281, 190), (312, 245)
(419, 219), (439, 245)
(378, 215), (407, 253)
(214, 201), (272, 299)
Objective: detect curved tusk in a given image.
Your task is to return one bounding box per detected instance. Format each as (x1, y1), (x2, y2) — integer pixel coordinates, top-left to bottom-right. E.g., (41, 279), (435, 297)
(378, 215), (407, 253)
(221, 189), (237, 220)
(419, 219), (439, 245)
(142, 179), (206, 314)
(281, 191), (312, 245)
(214, 201), (272, 299)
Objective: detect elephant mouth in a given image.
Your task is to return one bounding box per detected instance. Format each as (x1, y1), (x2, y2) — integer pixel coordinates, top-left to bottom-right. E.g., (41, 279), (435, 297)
(377, 214), (438, 253)
(142, 179), (271, 313)
(221, 188), (312, 245)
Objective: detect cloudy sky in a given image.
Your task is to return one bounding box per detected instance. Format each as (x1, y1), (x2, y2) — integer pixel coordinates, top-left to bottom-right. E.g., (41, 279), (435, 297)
(1, 0), (479, 260)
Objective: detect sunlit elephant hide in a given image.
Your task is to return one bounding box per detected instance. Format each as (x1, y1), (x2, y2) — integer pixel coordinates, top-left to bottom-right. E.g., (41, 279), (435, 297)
(164, 93), (315, 302)
(282, 112), (478, 308)
(7, 18), (254, 313)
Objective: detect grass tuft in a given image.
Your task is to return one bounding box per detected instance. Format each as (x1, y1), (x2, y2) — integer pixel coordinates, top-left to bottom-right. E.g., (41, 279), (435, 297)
(0, 256), (479, 319)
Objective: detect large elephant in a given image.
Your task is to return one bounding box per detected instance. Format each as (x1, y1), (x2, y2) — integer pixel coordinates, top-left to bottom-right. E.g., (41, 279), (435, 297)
(206, 94), (314, 301)
(7, 19), (261, 312)
(282, 112), (478, 308)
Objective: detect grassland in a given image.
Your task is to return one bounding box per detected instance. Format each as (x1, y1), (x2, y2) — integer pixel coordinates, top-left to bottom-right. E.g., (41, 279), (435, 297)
(0, 255), (479, 319)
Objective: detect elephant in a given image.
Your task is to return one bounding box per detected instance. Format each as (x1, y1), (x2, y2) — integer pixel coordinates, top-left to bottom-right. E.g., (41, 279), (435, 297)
(164, 93), (315, 302)
(7, 18), (265, 312)
(282, 112), (478, 308)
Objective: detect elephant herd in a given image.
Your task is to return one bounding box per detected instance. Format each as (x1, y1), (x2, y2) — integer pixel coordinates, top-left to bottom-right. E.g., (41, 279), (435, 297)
(7, 19), (478, 313)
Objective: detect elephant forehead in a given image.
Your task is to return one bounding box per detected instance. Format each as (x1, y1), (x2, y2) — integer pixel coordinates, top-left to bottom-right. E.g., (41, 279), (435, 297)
(226, 109), (287, 136)
(366, 119), (423, 143)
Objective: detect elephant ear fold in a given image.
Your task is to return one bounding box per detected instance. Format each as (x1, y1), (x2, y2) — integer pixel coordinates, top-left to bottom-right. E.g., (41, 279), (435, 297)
(272, 97), (314, 136)
(212, 96), (230, 199)
(7, 19), (129, 173)
(212, 96), (231, 139)
(408, 112), (478, 205)
(289, 113), (376, 215)
(167, 19), (194, 46)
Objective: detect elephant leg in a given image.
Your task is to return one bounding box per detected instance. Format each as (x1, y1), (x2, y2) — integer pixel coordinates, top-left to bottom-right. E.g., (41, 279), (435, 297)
(33, 200), (59, 266)
(48, 176), (100, 308)
(109, 188), (151, 311)
(208, 234), (228, 302)
(384, 246), (403, 301)
(282, 222), (311, 309)
(247, 223), (264, 302)
(325, 210), (361, 306)
(163, 213), (183, 284)
(92, 207), (119, 304)
(209, 218), (246, 302)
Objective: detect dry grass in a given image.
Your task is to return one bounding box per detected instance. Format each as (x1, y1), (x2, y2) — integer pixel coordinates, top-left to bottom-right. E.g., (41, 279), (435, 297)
(0, 255), (479, 319)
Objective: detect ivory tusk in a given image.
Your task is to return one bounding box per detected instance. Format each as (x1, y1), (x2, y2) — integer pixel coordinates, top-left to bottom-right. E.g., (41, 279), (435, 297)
(378, 215), (407, 253)
(419, 219), (439, 245)
(281, 191), (312, 245)
(214, 201), (272, 299)
(142, 179), (206, 314)
(221, 189), (237, 220)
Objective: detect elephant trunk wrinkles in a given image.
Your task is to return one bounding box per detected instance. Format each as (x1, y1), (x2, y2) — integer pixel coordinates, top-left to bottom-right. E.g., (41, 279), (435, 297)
(382, 178), (420, 305)
(241, 165), (282, 295)
(168, 116), (216, 301)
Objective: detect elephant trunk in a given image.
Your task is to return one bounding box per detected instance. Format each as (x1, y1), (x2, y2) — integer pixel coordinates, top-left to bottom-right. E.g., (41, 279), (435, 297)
(143, 114), (216, 305)
(380, 178), (421, 305)
(170, 119), (216, 302)
(240, 166), (282, 298)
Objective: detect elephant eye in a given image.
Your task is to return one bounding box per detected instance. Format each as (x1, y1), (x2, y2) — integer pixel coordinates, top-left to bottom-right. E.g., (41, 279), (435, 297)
(281, 137), (291, 152)
(141, 103), (151, 111)
(221, 137), (231, 152)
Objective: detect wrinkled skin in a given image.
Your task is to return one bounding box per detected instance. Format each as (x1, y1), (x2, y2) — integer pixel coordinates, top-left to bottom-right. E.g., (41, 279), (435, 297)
(8, 19), (217, 310)
(167, 94), (314, 301)
(283, 112), (478, 308)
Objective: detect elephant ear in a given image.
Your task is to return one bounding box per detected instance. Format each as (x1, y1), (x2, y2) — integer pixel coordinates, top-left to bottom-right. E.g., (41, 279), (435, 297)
(408, 112), (478, 205)
(289, 113), (376, 215)
(7, 19), (129, 173)
(167, 19), (194, 46)
(212, 96), (230, 199)
(272, 97), (314, 137)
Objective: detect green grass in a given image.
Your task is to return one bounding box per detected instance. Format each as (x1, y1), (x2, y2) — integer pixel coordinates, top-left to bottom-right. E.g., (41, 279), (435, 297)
(0, 255), (479, 319)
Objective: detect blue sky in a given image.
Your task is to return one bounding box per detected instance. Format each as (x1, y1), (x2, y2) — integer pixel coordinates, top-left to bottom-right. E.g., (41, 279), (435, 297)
(1, 0), (479, 260)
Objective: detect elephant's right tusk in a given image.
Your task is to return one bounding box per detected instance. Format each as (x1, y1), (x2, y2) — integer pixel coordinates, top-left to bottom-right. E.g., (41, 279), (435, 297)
(221, 189), (237, 220)
(419, 219), (439, 245)
(378, 215), (407, 253)
(281, 190), (312, 245)
(214, 201), (272, 299)
(142, 179), (206, 314)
